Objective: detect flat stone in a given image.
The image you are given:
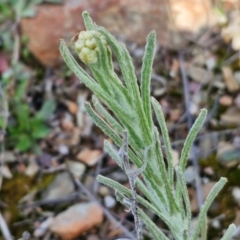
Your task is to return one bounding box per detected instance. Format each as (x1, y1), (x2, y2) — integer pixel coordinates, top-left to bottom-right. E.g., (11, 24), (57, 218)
(25, 157), (39, 177)
(20, 0), (214, 67)
(0, 165), (12, 179)
(222, 66), (239, 92)
(77, 148), (102, 166)
(61, 113), (74, 131)
(187, 65), (213, 84)
(42, 172), (75, 201)
(221, 107), (240, 125)
(65, 100), (78, 114)
(98, 186), (110, 196)
(219, 95), (233, 106)
(4, 152), (16, 163)
(66, 160), (86, 178)
(217, 141), (240, 167)
(50, 203), (103, 239)
(217, 142), (235, 158)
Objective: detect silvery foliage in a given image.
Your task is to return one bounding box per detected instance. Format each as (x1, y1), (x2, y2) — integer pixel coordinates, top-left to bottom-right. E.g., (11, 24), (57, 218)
(60, 11), (235, 240)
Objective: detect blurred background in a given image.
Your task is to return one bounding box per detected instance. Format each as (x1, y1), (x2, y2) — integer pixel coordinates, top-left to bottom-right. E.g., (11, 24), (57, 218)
(0, 0), (240, 239)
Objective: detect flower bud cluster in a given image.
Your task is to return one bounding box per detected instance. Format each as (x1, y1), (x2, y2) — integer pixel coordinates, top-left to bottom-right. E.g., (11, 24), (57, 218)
(74, 30), (107, 64)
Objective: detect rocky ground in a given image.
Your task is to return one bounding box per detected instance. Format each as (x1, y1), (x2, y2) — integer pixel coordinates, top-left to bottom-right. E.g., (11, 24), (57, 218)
(1, 0), (240, 239)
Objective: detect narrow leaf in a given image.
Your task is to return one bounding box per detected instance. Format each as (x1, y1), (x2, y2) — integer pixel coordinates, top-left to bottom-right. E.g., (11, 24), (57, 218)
(221, 224), (236, 240)
(151, 97), (174, 187)
(175, 166), (191, 231)
(104, 140), (122, 167)
(138, 208), (169, 240)
(96, 26), (134, 101)
(136, 178), (166, 214)
(120, 43), (152, 145)
(82, 11), (95, 30)
(84, 102), (122, 146)
(84, 102), (141, 167)
(180, 109), (207, 171)
(201, 214), (208, 240)
(141, 31), (156, 129)
(153, 127), (179, 214)
(192, 177), (227, 240)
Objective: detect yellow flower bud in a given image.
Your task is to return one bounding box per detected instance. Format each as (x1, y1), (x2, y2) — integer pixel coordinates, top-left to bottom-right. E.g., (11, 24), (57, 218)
(79, 47), (98, 64)
(74, 30), (108, 64)
(74, 39), (85, 52)
(85, 38), (97, 49)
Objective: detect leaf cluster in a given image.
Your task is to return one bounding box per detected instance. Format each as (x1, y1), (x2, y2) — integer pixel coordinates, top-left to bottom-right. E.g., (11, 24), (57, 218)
(60, 11), (235, 240)
(1, 66), (55, 152)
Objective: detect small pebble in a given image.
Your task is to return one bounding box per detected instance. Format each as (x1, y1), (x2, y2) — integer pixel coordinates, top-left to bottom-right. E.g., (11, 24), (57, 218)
(189, 102), (199, 115)
(66, 160), (86, 179)
(61, 118), (74, 131)
(104, 195), (116, 208)
(232, 187), (240, 203)
(25, 158), (39, 177)
(22, 231), (31, 240)
(61, 113), (74, 131)
(84, 176), (95, 188)
(169, 109), (181, 122)
(77, 148), (102, 166)
(211, 219), (221, 229)
(98, 186), (110, 197)
(219, 95), (233, 106)
(205, 56), (216, 70)
(203, 167), (214, 176)
(58, 144), (69, 155)
(65, 100), (78, 114)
